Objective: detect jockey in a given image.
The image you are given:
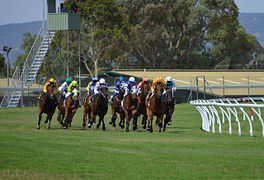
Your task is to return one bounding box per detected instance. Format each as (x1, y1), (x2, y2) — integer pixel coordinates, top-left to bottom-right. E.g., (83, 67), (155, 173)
(86, 77), (98, 95)
(65, 80), (81, 107)
(40, 78), (58, 99)
(66, 80), (79, 98)
(94, 78), (108, 95)
(124, 76), (137, 97)
(137, 78), (151, 94)
(163, 76), (176, 102)
(59, 77), (72, 95)
(151, 77), (165, 93)
(114, 76), (126, 95)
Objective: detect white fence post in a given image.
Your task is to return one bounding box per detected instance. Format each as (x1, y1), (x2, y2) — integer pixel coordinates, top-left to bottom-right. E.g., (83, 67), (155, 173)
(190, 97), (264, 138)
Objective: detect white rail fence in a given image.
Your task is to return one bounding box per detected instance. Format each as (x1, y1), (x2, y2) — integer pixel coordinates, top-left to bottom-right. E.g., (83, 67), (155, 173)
(190, 97), (264, 137)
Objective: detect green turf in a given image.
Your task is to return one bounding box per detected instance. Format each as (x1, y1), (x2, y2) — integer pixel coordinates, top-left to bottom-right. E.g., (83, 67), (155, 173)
(0, 104), (263, 179)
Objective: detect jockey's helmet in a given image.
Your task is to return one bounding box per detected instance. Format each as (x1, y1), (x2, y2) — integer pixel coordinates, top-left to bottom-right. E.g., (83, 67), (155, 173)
(143, 78), (150, 82)
(155, 77), (163, 83)
(72, 80), (78, 87)
(99, 78), (106, 84)
(49, 78), (55, 83)
(92, 77), (98, 82)
(129, 77), (136, 83)
(165, 76), (173, 82)
(66, 77), (72, 84)
(119, 76), (126, 82)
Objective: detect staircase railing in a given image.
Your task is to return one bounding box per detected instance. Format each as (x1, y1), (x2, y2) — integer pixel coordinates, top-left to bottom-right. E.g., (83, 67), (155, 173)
(0, 22), (47, 107)
(19, 21), (47, 85)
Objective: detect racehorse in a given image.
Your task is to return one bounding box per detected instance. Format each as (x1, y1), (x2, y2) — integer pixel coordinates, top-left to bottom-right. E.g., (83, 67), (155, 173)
(132, 85), (149, 130)
(146, 83), (165, 133)
(122, 89), (138, 132)
(37, 86), (57, 129)
(162, 89), (175, 131)
(57, 93), (66, 126)
(109, 87), (126, 129)
(82, 91), (93, 129)
(86, 86), (108, 130)
(63, 89), (79, 128)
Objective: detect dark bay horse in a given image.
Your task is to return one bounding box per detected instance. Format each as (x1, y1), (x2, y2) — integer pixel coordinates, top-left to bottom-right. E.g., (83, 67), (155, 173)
(146, 83), (165, 133)
(162, 89), (175, 131)
(37, 87), (57, 129)
(122, 90), (138, 132)
(63, 89), (79, 128)
(87, 86), (108, 130)
(110, 88), (125, 129)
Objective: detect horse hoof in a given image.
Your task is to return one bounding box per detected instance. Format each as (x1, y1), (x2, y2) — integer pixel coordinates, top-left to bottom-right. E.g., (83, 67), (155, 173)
(96, 125), (100, 129)
(121, 125), (125, 129)
(37, 126), (40, 130)
(48, 126), (51, 129)
(113, 123), (116, 128)
(88, 124), (92, 128)
(133, 126), (137, 131)
(126, 128), (129, 132)
(109, 121), (113, 125)
(149, 129), (153, 133)
(102, 127), (106, 131)
(142, 125), (146, 129)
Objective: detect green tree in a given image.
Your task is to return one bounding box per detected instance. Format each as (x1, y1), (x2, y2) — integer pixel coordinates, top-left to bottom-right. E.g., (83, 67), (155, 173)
(0, 54), (6, 77)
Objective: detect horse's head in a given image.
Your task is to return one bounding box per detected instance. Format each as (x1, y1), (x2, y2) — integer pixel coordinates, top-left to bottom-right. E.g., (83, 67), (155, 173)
(165, 89), (173, 104)
(72, 88), (79, 102)
(155, 82), (164, 96)
(47, 85), (55, 98)
(99, 86), (108, 99)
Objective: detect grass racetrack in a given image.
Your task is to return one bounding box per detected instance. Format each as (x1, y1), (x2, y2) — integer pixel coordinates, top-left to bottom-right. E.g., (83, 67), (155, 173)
(0, 104), (264, 179)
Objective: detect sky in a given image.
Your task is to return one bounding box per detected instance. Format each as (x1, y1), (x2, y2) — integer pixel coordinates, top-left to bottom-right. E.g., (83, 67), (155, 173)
(0, 0), (264, 25)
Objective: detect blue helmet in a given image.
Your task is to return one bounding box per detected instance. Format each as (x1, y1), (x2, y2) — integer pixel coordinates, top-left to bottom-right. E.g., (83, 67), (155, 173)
(119, 76), (126, 82)
(92, 77), (98, 82)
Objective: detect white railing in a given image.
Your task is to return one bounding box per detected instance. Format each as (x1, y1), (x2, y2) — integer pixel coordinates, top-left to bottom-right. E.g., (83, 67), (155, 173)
(190, 97), (264, 137)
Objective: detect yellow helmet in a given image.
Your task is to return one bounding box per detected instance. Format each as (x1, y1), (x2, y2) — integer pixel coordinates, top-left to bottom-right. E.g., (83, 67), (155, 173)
(49, 78), (55, 83)
(155, 77), (164, 83)
(72, 80), (78, 86)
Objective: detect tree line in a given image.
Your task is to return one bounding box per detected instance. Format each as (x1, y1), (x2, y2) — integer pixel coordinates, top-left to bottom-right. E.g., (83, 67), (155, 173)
(14, 0), (264, 81)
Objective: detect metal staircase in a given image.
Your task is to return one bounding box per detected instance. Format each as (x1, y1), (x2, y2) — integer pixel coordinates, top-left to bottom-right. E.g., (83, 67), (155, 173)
(0, 23), (55, 107)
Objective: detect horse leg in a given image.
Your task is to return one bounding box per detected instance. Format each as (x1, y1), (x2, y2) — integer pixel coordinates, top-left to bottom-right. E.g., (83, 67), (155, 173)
(101, 116), (106, 131)
(142, 115), (147, 129)
(111, 111), (117, 128)
(158, 115), (163, 133)
(47, 114), (52, 129)
(125, 111), (131, 132)
(120, 112), (125, 129)
(132, 113), (138, 131)
(147, 111), (153, 133)
(37, 112), (42, 129)
(82, 109), (88, 130)
(96, 116), (101, 129)
(57, 108), (61, 122)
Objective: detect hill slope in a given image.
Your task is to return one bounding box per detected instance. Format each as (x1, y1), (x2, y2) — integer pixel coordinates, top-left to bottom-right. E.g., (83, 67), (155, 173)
(0, 21), (42, 64)
(239, 13), (264, 46)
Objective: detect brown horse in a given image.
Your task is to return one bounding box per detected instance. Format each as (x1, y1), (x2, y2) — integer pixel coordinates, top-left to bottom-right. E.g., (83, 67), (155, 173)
(146, 83), (165, 133)
(162, 89), (175, 131)
(109, 87), (125, 129)
(63, 89), (79, 128)
(57, 93), (66, 126)
(37, 87), (57, 129)
(82, 92), (93, 129)
(122, 90), (138, 132)
(132, 84), (149, 130)
(86, 86), (108, 130)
